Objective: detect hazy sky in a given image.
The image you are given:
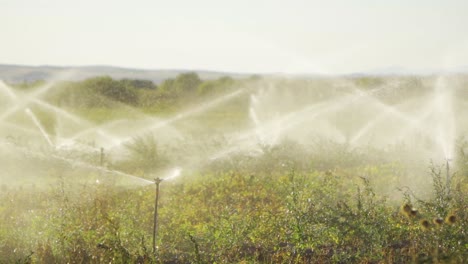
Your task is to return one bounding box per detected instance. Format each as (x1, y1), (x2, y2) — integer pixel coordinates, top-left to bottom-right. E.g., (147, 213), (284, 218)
(1, 0), (467, 74)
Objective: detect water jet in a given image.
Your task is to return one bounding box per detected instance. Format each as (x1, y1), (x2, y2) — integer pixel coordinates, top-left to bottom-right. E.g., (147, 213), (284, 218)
(25, 108), (54, 147)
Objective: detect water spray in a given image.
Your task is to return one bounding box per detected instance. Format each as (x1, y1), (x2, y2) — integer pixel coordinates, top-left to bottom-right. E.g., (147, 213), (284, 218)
(2, 139), (154, 186)
(0, 80), (18, 101)
(25, 108), (54, 147)
(108, 89), (246, 149)
(446, 158), (452, 197)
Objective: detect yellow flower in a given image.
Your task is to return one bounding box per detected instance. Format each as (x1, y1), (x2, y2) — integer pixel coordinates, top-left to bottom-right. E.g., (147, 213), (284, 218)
(400, 203), (412, 217)
(420, 219), (430, 230)
(445, 214), (456, 225)
(433, 217), (444, 226)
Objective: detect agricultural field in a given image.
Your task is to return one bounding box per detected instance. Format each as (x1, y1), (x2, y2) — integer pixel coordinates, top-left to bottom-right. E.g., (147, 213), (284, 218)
(0, 74), (467, 263)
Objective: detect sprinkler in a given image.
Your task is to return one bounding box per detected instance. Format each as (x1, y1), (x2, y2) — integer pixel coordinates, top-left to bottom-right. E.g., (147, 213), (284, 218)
(153, 177), (163, 254)
(151, 168), (182, 255)
(100, 147), (105, 167)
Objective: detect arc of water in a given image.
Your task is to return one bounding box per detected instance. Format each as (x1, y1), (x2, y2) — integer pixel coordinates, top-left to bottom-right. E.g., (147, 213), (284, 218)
(205, 95), (365, 161)
(0, 71), (75, 122)
(24, 108), (54, 147)
(349, 96), (433, 146)
(108, 88), (246, 149)
(0, 80), (18, 101)
(0, 101), (25, 122)
(162, 167), (182, 181)
(249, 94), (266, 144)
(348, 85), (454, 152)
(433, 76), (456, 159)
(270, 85), (391, 139)
(2, 76), (106, 145)
(31, 99), (120, 148)
(0, 81), (122, 149)
(54, 154), (154, 185)
(66, 119), (127, 142)
(0, 122), (39, 135)
(31, 99), (89, 126)
(58, 91), (180, 144)
(0, 118), (99, 153)
(210, 87), (386, 160)
(147, 89), (245, 130)
(1, 139), (153, 185)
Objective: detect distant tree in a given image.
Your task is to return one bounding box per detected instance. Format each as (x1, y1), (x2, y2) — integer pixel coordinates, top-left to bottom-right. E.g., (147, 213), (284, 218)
(158, 78), (176, 95)
(81, 76), (138, 105)
(173, 72), (201, 94)
(197, 76), (235, 95)
(247, 74), (262, 81)
(120, 79), (156, 90)
(354, 77), (383, 88)
(122, 134), (168, 172)
(12, 80), (46, 90)
(197, 81), (216, 95)
(217, 76), (234, 84)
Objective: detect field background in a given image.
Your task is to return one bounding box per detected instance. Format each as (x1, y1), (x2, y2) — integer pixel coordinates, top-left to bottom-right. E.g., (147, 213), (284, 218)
(0, 72), (467, 263)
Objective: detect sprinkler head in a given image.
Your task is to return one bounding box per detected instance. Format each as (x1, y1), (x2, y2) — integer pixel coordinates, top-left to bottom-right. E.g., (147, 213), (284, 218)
(154, 177), (163, 185)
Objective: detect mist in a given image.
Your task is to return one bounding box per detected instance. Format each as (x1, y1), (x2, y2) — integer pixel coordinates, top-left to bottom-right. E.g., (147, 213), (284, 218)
(1, 71), (467, 262)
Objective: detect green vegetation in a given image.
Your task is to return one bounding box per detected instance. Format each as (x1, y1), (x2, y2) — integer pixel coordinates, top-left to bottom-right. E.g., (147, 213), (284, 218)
(1, 73), (467, 263)
(1, 144), (466, 263)
(42, 73), (238, 115)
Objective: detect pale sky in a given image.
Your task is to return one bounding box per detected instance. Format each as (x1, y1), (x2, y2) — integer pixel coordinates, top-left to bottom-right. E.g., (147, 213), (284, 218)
(1, 0), (467, 74)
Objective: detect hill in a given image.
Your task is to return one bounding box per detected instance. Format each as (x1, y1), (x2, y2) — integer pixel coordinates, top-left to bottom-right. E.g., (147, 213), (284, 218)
(0, 64), (246, 84)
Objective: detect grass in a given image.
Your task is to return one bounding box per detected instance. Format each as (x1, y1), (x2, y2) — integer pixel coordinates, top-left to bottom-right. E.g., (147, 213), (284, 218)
(1, 140), (467, 263)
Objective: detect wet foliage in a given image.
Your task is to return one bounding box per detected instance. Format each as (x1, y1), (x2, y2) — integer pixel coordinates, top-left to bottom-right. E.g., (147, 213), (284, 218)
(0, 141), (467, 263)
(1, 74), (468, 263)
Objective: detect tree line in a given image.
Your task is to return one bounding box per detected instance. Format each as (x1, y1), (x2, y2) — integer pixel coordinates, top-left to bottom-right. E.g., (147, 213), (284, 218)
(41, 72), (239, 109)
